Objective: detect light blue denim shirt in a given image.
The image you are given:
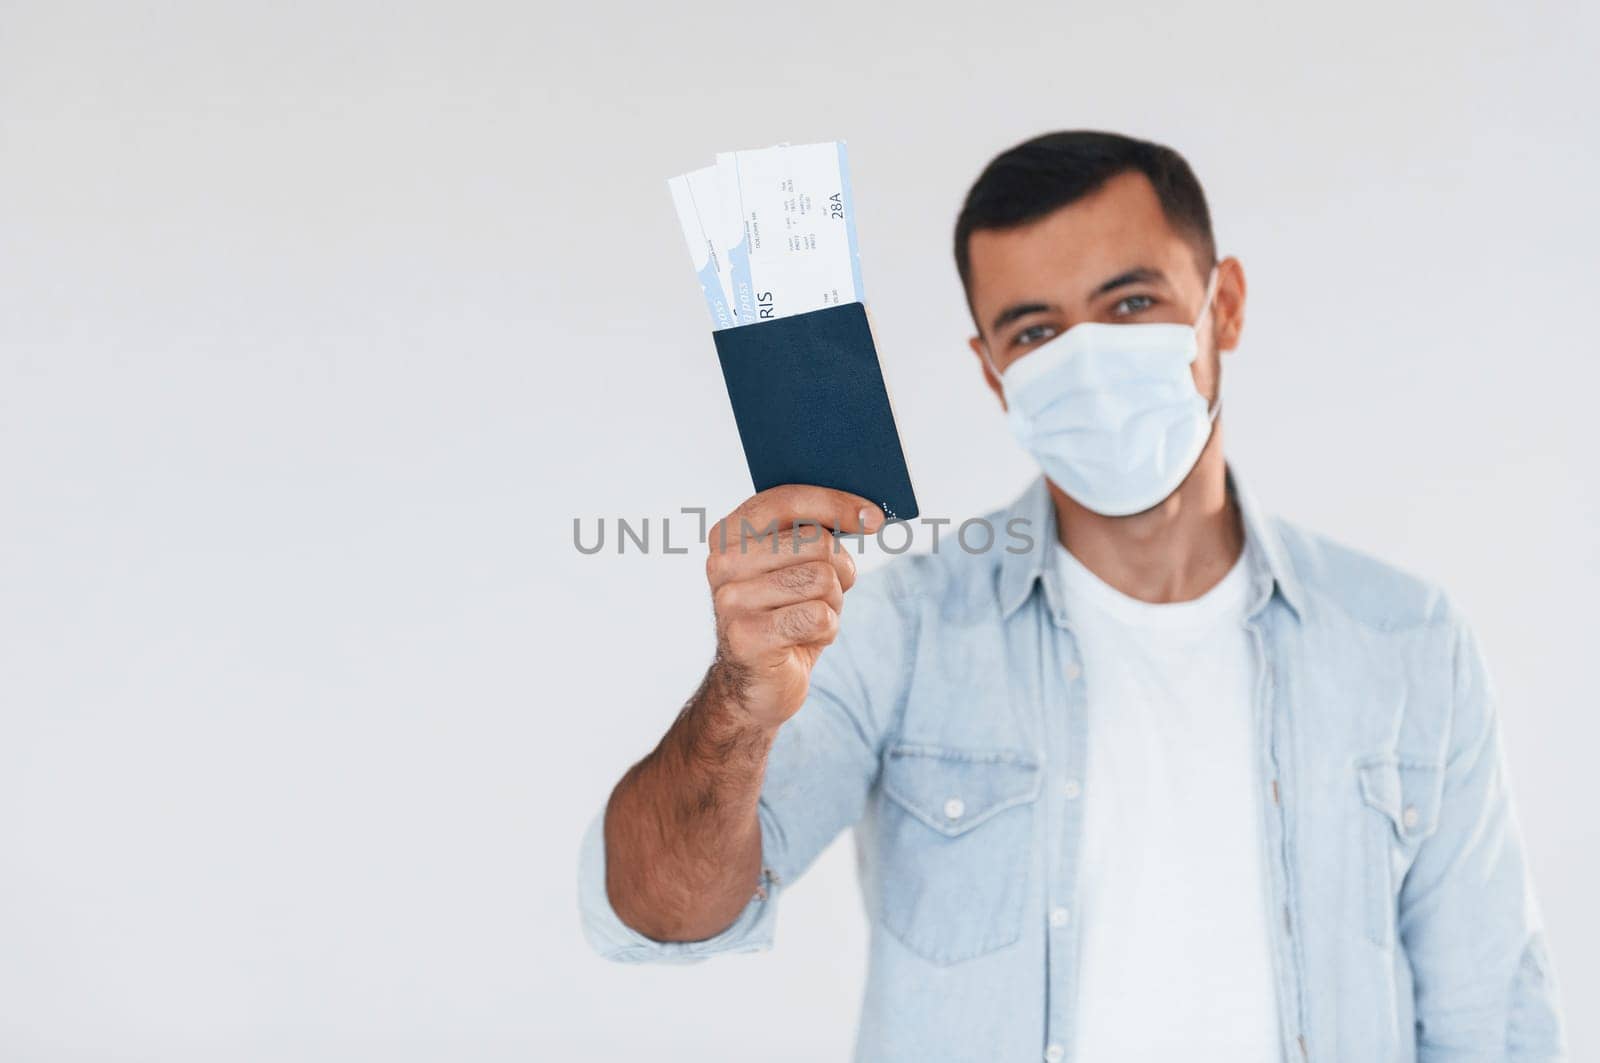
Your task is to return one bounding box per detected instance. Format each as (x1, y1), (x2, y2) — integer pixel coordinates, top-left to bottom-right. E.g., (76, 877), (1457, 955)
(579, 472), (1566, 1062)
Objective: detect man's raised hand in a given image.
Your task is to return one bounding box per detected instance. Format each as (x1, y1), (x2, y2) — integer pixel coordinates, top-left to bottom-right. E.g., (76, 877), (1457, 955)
(704, 485), (883, 730)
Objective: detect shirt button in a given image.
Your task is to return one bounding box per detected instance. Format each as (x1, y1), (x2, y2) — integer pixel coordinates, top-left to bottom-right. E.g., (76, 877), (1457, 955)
(1062, 778), (1081, 800)
(1044, 1044), (1065, 1063)
(943, 797), (965, 820)
(1049, 907), (1070, 928)
(1066, 662), (1082, 681)
(1402, 806), (1420, 830)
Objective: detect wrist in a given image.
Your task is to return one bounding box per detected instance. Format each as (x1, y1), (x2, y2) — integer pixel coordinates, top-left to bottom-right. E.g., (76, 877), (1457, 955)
(703, 659), (785, 743)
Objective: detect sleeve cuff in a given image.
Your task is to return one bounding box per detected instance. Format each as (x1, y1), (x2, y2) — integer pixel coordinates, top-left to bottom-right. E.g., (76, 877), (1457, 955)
(576, 803), (781, 964)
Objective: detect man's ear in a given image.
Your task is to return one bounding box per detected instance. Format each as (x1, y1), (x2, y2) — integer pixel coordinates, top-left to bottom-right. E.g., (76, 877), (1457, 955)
(969, 335), (1007, 409)
(1213, 256), (1247, 353)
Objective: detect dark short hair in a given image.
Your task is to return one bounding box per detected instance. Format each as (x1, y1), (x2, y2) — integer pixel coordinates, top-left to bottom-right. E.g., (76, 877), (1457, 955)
(954, 131), (1216, 295)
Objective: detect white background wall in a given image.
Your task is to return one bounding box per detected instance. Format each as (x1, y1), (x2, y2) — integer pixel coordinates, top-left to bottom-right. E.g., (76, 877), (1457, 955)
(2, 1), (1595, 1059)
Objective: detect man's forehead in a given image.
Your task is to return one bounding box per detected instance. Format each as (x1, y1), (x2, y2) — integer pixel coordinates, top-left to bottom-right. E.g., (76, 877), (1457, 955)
(965, 172), (1190, 303)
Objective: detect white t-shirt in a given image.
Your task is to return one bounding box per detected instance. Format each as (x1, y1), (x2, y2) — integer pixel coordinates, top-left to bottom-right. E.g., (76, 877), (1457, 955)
(1052, 541), (1281, 1061)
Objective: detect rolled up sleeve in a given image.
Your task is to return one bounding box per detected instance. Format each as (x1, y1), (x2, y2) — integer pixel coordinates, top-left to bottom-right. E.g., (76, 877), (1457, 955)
(575, 565), (916, 965)
(1404, 607), (1567, 1060)
(576, 800), (783, 963)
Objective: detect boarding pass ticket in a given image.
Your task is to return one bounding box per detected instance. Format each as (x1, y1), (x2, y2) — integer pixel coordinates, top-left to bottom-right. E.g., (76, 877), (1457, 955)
(667, 141), (865, 329)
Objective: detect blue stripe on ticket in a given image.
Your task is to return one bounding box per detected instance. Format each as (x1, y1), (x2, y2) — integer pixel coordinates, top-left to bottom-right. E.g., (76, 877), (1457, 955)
(836, 140), (865, 303)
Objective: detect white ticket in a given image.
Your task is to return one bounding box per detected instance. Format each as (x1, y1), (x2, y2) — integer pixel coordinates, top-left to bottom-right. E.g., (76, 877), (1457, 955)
(668, 140), (864, 328)
(719, 141), (864, 321)
(665, 167), (738, 330)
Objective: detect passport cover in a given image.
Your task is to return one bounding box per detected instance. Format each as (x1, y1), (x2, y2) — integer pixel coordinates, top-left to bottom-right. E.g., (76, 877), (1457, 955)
(711, 302), (919, 521)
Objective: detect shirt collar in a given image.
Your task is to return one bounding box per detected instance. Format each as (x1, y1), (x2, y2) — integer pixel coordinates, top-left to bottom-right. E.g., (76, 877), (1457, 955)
(1227, 465), (1306, 619)
(996, 466), (1305, 621)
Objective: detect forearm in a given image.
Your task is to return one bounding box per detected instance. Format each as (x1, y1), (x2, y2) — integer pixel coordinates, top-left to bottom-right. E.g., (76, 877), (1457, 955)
(599, 485), (876, 944)
(603, 664), (778, 942)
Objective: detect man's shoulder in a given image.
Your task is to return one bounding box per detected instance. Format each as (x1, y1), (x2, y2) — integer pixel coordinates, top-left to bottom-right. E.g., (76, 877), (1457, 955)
(1267, 516), (1458, 635)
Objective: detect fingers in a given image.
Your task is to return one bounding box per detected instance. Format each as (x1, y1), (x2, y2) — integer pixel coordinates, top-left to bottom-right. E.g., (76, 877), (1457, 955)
(713, 560), (845, 617)
(710, 484), (884, 548)
(705, 526), (857, 592)
(706, 486), (875, 669)
(722, 599), (840, 659)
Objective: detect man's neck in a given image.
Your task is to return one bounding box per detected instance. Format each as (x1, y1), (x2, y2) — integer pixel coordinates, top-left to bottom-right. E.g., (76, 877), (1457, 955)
(1048, 433), (1243, 605)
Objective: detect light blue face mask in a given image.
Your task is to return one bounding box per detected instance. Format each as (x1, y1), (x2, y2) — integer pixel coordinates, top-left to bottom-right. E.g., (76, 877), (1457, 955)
(986, 270), (1220, 517)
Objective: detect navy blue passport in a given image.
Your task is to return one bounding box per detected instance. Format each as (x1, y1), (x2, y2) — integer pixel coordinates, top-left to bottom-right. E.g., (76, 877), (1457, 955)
(711, 302), (918, 522)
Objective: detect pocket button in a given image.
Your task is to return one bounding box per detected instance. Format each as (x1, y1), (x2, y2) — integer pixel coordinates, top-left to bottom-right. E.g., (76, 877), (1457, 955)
(943, 797), (965, 820)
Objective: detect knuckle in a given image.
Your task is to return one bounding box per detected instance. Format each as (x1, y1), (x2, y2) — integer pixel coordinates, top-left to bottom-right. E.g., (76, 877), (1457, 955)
(705, 548), (737, 584)
(796, 529), (833, 558)
(803, 601), (839, 642)
(817, 607), (841, 643)
(799, 599), (831, 632)
(711, 581), (741, 616)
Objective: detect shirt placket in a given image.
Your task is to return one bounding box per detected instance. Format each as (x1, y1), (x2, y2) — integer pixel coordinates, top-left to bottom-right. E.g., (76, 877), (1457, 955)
(1040, 602), (1086, 1063)
(1247, 601), (1310, 1061)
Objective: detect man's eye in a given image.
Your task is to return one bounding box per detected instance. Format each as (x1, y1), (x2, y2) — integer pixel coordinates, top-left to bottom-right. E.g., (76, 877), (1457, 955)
(1012, 324), (1058, 348)
(1113, 294), (1155, 316)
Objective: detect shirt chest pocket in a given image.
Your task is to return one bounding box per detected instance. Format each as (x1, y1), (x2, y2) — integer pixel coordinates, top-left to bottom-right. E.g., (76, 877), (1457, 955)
(874, 744), (1042, 966)
(1355, 754), (1444, 948)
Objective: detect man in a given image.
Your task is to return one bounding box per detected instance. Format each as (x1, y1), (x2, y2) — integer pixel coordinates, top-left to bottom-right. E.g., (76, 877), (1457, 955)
(578, 132), (1567, 1061)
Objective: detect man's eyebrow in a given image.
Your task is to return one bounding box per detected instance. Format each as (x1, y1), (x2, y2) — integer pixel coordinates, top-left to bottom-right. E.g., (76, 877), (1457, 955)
(990, 301), (1056, 334)
(1091, 266), (1165, 297)
(987, 267), (1168, 334)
